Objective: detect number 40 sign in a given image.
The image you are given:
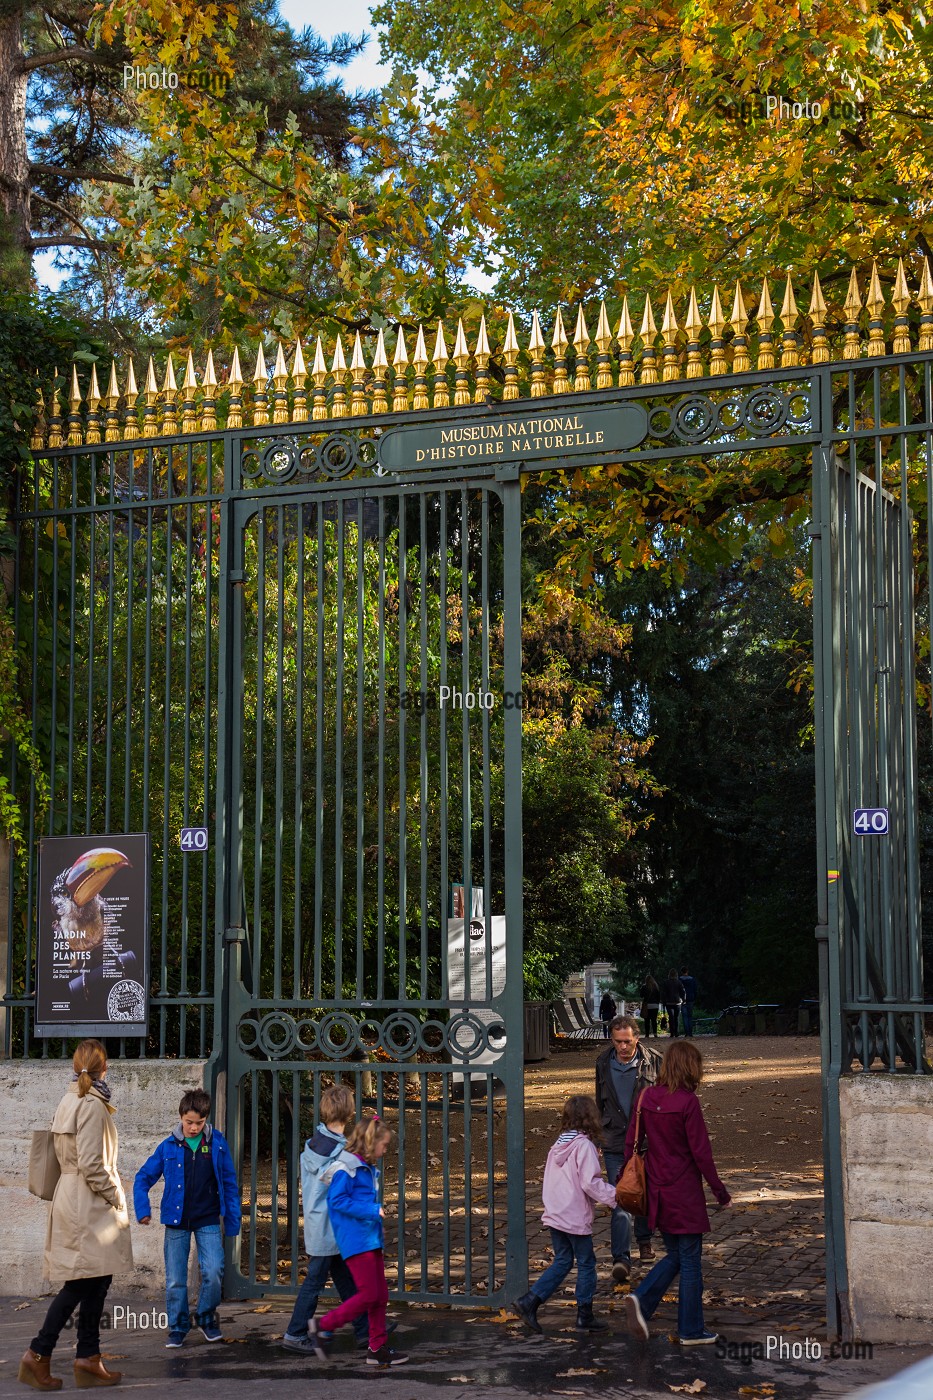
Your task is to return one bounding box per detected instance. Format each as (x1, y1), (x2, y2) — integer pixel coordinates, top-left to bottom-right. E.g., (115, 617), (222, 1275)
(854, 808), (889, 835)
(179, 827), (209, 852)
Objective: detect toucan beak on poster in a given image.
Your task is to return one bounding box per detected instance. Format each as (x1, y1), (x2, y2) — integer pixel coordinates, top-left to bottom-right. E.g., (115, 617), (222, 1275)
(64, 848), (131, 907)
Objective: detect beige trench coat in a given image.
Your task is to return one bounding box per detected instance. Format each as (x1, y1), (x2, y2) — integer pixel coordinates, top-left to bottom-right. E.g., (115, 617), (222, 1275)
(43, 1084), (134, 1282)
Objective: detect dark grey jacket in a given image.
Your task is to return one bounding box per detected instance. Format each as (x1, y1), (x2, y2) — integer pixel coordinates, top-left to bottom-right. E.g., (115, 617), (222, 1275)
(594, 1041), (662, 1154)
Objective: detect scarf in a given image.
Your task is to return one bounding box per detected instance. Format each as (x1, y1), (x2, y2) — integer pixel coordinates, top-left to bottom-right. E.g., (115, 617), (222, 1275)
(72, 1072), (112, 1102)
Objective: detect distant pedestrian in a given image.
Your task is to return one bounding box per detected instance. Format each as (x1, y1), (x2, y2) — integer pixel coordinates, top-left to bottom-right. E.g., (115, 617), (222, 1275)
(594, 1016), (661, 1279)
(640, 975), (661, 1038)
(621, 1040), (731, 1347)
(308, 1116), (408, 1367)
(512, 1096), (617, 1334)
(19, 1039), (133, 1392)
(134, 1088), (241, 1348)
(662, 969), (684, 1038)
(598, 992), (617, 1037)
(680, 968), (697, 1037)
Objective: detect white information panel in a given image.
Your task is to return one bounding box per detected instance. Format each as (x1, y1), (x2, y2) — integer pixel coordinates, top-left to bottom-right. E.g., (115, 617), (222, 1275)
(447, 913), (507, 1084)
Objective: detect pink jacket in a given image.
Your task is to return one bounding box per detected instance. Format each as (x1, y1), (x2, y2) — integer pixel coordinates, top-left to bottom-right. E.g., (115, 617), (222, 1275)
(541, 1131), (617, 1235)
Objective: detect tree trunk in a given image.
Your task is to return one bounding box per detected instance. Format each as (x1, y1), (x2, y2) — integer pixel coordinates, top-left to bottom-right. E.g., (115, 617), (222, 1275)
(0, 6), (30, 258)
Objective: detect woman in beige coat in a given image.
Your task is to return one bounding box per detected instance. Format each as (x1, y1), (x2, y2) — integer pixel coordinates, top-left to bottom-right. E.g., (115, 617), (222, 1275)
(19, 1040), (133, 1391)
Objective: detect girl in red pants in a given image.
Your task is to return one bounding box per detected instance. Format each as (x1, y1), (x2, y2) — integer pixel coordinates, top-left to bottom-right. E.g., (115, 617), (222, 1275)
(308, 1116), (407, 1367)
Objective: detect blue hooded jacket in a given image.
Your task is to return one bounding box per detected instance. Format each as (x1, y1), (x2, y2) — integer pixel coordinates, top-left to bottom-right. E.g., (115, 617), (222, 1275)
(133, 1121), (241, 1235)
(325, 1150), (384, 1259)
(300, 1124), (347, 1255)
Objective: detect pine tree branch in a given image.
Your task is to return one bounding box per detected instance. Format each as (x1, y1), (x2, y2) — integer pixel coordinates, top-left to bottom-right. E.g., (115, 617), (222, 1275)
(30, 162), (135, 187)
(27, 235), (108, 249)
(18, 46), (119, 74)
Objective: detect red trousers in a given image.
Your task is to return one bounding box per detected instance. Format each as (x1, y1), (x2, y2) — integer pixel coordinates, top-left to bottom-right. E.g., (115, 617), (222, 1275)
(317, 1249), (388, 1351)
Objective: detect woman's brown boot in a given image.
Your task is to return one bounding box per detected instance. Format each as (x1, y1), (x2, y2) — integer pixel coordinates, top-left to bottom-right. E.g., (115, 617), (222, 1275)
(73, 1356), (121, 1388)
(17, 1350), (62, 1391)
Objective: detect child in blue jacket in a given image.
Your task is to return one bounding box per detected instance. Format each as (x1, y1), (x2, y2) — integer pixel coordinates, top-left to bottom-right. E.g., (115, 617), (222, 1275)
(307, 1116), (408, 1367)
(134, 1088), (241, 1347)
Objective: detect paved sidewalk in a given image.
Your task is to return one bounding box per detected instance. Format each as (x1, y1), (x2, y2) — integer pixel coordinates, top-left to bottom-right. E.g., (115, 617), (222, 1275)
(0, 1292), (925, 1400)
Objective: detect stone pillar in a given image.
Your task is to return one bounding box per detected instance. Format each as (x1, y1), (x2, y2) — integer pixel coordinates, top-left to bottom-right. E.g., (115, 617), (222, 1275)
(840, 1074), (933, 1341)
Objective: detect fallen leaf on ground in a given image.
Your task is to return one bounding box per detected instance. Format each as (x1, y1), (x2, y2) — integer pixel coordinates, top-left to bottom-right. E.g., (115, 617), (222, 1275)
(251, 1304), (273, 1313)
(556, 1369), (606, 1377)
(13, 1304), (31, 1312)
(448, 1376), (471, 1383)
(491, 1308), (514, 1325)
(668, 1383), (706, 1395)
(739, 1387), (777, 1397)
(551, 1391), (586, 1397)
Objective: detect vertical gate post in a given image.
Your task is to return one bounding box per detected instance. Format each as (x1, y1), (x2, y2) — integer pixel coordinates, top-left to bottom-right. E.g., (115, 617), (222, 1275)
(811, 381), (849, 1339)
(500, 472), (528, 1297)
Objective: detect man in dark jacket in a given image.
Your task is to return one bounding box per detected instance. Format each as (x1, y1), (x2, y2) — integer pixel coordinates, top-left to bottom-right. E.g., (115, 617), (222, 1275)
(594, 1015), (662, 1280)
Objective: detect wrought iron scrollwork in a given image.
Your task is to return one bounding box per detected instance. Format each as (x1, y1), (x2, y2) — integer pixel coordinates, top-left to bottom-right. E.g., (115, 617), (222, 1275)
(645, 386), (811, 448)
(236, 1008), (507, 1062)
(241, 430), (380, 487)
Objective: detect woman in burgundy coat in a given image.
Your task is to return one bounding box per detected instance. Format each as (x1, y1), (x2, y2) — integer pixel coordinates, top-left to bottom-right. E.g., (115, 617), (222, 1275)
(620, 1040), (730, 1346)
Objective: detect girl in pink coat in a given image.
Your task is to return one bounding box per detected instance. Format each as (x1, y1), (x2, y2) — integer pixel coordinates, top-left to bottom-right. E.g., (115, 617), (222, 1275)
(512, 1096), (617, 1334)
(621, 1040), (731, 1346)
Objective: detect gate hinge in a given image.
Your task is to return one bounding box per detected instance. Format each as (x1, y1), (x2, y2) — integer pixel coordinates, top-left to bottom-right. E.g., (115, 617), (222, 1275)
(229, 570), (245, 587)
(495, 460), (521, 482)
(224, 926), (246, 942)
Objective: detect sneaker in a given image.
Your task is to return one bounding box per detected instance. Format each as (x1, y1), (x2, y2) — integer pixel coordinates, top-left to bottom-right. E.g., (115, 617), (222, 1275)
(354, 1321), (398, 1349)
(280, 1332), (319, 1354)
(622, 1294), (649, 1341)
(165, 1332), (186, 1349)
(199, 1322), (223, 1342)
(306, 1318), (332, 1360)
(611, 1259), (631, 1283)
(366, 1346), (408, 1366)
(679, 1331), (719, 1346)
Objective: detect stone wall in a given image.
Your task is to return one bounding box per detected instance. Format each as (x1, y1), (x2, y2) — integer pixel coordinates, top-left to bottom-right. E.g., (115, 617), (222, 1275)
(840, 1073), (933, 1342)
(0, 1059), (208, 1296)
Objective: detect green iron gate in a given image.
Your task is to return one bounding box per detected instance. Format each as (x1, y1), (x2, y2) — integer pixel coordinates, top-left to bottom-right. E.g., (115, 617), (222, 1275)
(8, 267), (933, 1325)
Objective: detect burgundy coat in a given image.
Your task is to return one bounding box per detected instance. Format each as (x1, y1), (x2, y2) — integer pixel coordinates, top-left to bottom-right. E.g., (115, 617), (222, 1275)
(623, 1084), (730, 1234)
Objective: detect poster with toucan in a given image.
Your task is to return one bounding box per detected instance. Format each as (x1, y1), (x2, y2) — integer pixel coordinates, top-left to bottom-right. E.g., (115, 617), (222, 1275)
(35, 834), (150, 1036)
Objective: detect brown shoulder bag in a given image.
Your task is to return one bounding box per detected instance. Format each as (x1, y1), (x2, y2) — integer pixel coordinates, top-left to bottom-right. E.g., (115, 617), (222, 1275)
(614, 1091), (647, 1215)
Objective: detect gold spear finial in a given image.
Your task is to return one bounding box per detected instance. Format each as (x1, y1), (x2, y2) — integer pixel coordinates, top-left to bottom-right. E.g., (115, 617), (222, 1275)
(181, 349), (198, 433)
(160, 354), (178, 436)
(272, 341), (291, 422)
(141, 356), (158, 436)
(639, 295), (659, 384)
(350, 332), (368, 416)
(311, 337), (328, 420)
(452, 318), (471, 406)
(551, 308), (570, 394)
(104, 360), (122, 441)
(200, 350), (217, 431)
(572, 304), (591, 392)
(892, 258), (912, 355)
(660, 291), (680, 382)
(616, 298), (635, 387)
(684, 288), (703, 379)
(252, 341), (269, 425)
(392, 327), (410, 413)
(708, 287), (727, 376)
(528, 310), (547, 397)
(30, 375), (46, 451)
(227, 346), (244, 429)
(755, 278), (775, 370)
(412, 324), (430, 411)
(919, 258), (933, 351)
(594, 301), (614, 389)
(291, 337), (308, 421)
(371, 329), (389, 414)
(474, 315), (491, 405)
(48, 367), (64, 447)
(866, 260), (886, 357)
(330, 335), (349, 418)
(86, 362), (102, 443)
(843, 268), (863, 360)
(122, 359), (138, 439)
(808, 271), (829, 364)
(502, 311), (520, 401)
(730, 282), (750, 373)
(432, 320), (451, 408)
(67, 363), (83, 446)
(779, 275), (799, 368)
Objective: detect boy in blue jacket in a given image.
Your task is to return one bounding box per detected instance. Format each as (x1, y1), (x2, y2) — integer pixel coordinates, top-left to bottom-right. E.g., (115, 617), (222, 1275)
(134, 1088), (241, 1348)
(280, 1084), (370, 1353)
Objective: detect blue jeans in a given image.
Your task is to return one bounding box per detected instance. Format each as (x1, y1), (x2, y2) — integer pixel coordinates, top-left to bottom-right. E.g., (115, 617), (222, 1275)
(603, 1151), (652, 1263)
(682, 1003), (695, 1036)
(164, 1224), (224, 1334)
(531, 1229), (597, 1306)
(285, 1253), (367, 1342)
(634, 1231), (705, 1339)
